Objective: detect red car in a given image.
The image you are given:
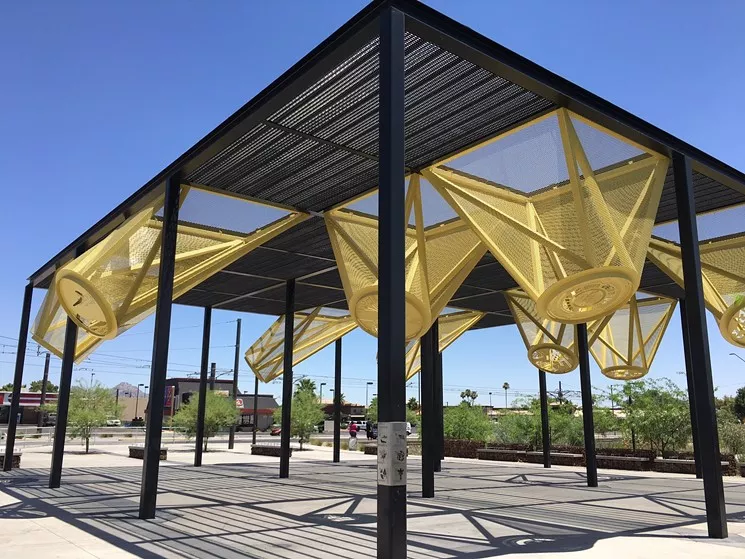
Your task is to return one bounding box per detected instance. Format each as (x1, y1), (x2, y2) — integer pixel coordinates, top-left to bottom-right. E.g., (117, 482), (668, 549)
(270, 427), (281, 436)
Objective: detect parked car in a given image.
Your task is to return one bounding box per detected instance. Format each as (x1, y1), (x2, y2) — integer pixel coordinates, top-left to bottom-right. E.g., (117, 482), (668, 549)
(106, 418), (122, 427)
(270, 426), (281, 436)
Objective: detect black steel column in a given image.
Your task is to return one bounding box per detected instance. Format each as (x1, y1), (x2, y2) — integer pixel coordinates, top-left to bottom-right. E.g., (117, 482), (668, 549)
(49, 316), (77, 487)
(38, 352), (51, 428)
(538, 369), (551, 468)
(195, 306), (211, 467)
(378, 6), (407, 558)
(333, 338), (342, 463)
(4, 282), (33, 471)
(674, 151), (727, 538)
(433, 319), (443, 472)
(420, 325), (435, 497)
(138, 176), (181, 519)
(229, 318), (241, 449)
(577, 323), (597, 488)
(680, 298), (702, 478)
(279, 279), (295, 479)
(252, 376), (259, 444)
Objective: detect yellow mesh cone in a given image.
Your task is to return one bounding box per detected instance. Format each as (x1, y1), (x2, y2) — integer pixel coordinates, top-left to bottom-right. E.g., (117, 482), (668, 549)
(423, 109), (669, 324)
(31, 282), (105, 363)
(325, 175), (486, 341)
(245, 308), (357, 383)
(647, 235), (745, 347)
(54, 186), (308, 340)
(404, 310), (484, 380)
(589, 294), (676, 380)
(504, 288), (609, 374)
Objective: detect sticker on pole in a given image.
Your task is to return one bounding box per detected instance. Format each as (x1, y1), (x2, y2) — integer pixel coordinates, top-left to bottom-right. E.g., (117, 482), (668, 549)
(377, 421), (407, 486)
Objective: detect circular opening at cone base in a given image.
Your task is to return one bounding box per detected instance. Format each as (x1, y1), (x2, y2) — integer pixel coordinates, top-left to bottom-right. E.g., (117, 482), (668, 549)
(601, 365), (647, 381)
(529, 343), (577, 374)
(720, 298), (745, 348)
(351, 286), (430, 341)
(538, 267), (637, 324)
(56, 270), (118, 339)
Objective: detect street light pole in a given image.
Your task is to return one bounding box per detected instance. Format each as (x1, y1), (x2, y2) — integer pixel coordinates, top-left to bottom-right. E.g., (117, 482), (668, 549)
(135, 383), (144, 419)
(90, 372), (95, 387)
(320, 382), (326, 403)
(489, 392), (492, 407)
(730, 353), (745, 364)
(366, 381), (373, 416)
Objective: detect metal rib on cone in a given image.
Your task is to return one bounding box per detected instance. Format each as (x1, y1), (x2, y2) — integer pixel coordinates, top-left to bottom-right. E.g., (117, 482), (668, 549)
(647, 235), (745, 347)
(245, 307), (357, 383)
(423, 109), (669, 324)
(54, 186), (308, 340)
(505, 288), (609, 374)
(404, 309), (485, 380)
(589, 294), (676, 381)
(325, 175), (486, 341)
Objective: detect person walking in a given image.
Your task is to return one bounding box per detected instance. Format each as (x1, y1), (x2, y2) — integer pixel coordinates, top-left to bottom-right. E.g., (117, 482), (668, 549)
(348, 421), (358, 450)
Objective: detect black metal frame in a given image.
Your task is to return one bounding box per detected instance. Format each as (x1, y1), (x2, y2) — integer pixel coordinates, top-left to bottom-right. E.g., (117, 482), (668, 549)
(674, 152), (727, 538)
(679, 298), (702, 479)
(3, 282), (33, 472)
(138, 176), (181, 519)
(577, 323), (598, 488)
(252, 376), (259, 445)
(538, 369), (551, 468)
(228, 318), (242, 449)
(333, 338), (342, 463)
(420, 323), (435, 497)
(49, 315), (77, 488)
(195, 306), (212, 466)
(433, 318), (443, 472)
(377, 6), (407, 557)
(279, 279), (295, 479)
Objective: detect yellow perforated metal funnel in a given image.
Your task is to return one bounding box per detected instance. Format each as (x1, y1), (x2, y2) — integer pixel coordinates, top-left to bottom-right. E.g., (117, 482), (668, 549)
(647, 235), (745, 347)
(589, 294), (676, 380)
(54, 186), (308, 340)
(245, 307), (357, 383)
(404, 309), (484, 380)
(325, 175), (486, 341)
(423, 109), (669, 324)
(504, 288), (609, 374)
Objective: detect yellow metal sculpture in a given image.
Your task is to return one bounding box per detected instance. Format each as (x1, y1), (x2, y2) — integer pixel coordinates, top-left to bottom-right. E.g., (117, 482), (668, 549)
(54, 186), (308, 340)
(589, 294), (676, 380)
(325, 175), (486, 341)
(404, 309), (485, 380)
(423, 109), (669, 324)
(647, 235), (745, 347)
(31, 282), (104, 363)
(504, 288), (610, 374)
(245, 307), (358, 383)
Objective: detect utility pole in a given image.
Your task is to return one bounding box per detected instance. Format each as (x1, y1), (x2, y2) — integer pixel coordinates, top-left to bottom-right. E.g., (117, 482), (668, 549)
(209, 362), (216, 390)
(229, 318), (241, 449)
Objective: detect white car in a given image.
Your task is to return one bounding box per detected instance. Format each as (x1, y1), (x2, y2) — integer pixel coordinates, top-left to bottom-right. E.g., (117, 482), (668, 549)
(406, 422), (412, 436)
(106, 418), (122, 427)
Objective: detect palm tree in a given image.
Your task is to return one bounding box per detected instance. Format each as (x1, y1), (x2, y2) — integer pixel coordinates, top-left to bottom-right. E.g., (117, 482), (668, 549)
(295, 378), (317, 396)
(502, 382), (510, 408)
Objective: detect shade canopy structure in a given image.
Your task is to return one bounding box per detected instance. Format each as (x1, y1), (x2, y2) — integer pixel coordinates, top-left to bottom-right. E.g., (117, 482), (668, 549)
(423, 109), (669, 324)
(404, 309), (484, 380)
(589, 293), (677, 381)
(504, 288), (609, 374)
(325, 174), (486, 340)
(245, 307), (357, 383)
(647, 235), (745, 347)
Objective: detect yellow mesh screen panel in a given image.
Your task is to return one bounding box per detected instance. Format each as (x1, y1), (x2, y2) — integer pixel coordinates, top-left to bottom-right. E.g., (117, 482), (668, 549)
(423, 109), (669, 324)
(325, 175), (486, 341)
(404, 310), (484, 380)
(647, 235), (745, 347)
(589, 294), (676, 380)
(244, 308), (358, 383)
(54, 186), (308, 341)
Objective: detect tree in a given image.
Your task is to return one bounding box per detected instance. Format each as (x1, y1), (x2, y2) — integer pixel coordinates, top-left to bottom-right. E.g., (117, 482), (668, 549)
(733, 387), (745, 422)
(407, 397), (419, 411)
(29, 379), (59, 393)
(444, 402), (494, 442)
(717, 408), (745, 456)
(173, 390), (238, 451)
(294, 378), (317, 396)
(367, 396), (379, 422)
(502, 382), (510, 408)
(460, 389), (478, 405)
(43, 381), (120, 453)
(291, 389), (324, 449)
(1, 382), (25, 391)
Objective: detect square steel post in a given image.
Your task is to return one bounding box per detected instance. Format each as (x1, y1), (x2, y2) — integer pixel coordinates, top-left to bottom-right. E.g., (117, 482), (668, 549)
(433, 318), (443, 472)
(194, 306), (211, 466)
(279, 278), (295, 478)
(673, 151), (727, 538)
(538, 369), (551, 468)
(577, 323), (598, 488)
(49, 315), (77, 487)
(333, 338), (342, 463)
(38, 352), (51, 429)
(229, 318), (241, 449)
(378, 6), (407, 557)
(252, 376), (259, 444)
(138, 176), (181, 519)
(4, 282), (33, 471)
(679, 298), (702, 478)
(420, 324), (435, 497)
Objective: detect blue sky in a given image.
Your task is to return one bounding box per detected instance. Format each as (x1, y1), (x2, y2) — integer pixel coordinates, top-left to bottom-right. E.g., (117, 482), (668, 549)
(1, 0), (744, 407)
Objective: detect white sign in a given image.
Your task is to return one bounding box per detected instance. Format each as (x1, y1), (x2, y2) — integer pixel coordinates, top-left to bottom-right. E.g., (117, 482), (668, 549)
(377, 421), (407, 486)
(235, 398), (244, 408)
